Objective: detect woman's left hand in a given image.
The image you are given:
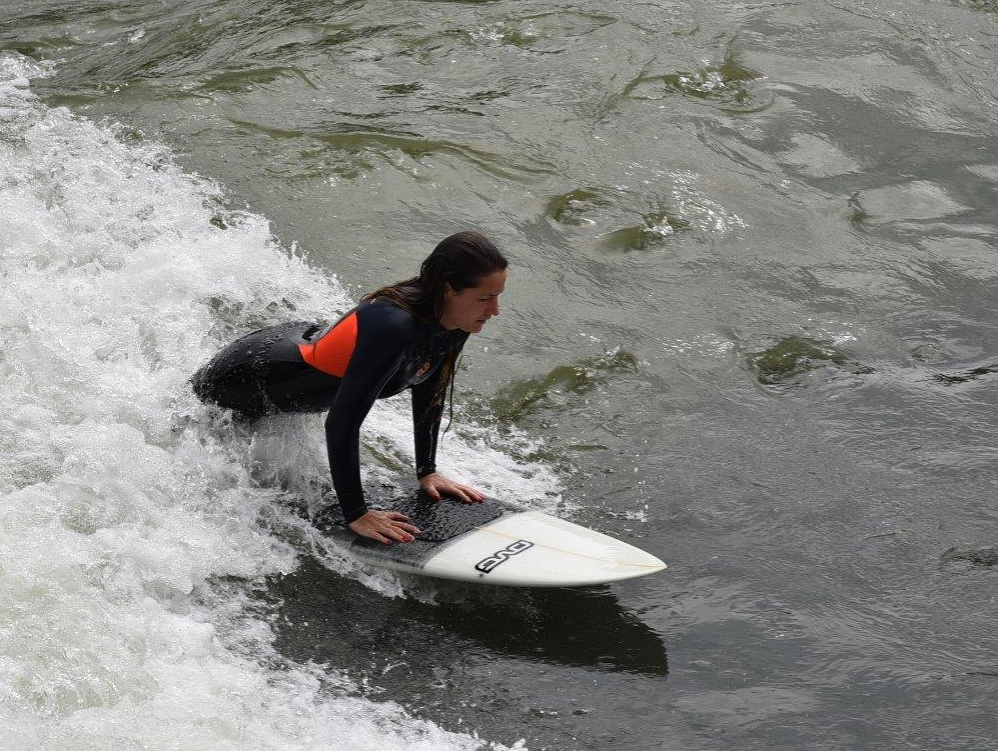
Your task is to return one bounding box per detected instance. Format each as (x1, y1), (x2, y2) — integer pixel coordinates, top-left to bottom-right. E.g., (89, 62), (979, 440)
(419, 472), (486, 504)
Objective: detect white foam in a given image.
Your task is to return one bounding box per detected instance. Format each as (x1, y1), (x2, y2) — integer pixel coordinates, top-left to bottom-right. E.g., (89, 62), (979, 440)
(0, 53), (538, 750)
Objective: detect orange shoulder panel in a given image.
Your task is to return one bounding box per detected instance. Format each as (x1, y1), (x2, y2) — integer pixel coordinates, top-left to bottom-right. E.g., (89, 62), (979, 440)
(297, 311), (358, 377)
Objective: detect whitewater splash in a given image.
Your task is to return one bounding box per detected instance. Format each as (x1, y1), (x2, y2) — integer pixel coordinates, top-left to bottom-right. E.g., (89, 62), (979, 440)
(0, 53), (543, 750)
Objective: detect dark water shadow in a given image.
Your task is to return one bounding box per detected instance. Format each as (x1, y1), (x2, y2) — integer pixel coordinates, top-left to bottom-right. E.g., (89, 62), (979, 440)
(264, 555), (669, 678)
(743, 334), (874, 392)
(931, 362), (998, 386)
(604, 46), (773, 115)
(940, 545), (998, 567)
(489, 349), (639, 425)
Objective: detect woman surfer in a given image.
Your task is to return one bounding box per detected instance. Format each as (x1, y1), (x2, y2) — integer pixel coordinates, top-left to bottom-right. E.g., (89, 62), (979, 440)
(191, 231), (507, 545)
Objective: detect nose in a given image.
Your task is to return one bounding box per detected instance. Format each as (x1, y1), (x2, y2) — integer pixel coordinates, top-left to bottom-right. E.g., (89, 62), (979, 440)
(489, 297), (500, 316)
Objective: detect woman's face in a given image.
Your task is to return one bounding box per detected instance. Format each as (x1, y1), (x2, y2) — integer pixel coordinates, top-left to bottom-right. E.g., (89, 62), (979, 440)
(439, 269), (506, 333)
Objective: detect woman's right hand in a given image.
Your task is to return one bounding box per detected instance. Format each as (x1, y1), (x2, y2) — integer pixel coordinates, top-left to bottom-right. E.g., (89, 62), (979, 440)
(348, 509), (421, 544)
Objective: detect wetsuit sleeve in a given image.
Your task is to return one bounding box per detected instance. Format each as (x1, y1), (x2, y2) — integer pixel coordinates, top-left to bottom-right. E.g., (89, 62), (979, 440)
(411, 373), (444, 480)
(325, 308), (416, 523)
(410, 334), (468, 480)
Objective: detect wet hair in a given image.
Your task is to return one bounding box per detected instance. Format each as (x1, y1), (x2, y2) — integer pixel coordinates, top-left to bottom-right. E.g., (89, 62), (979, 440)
(364, 231), (508, 322)
(363, 231), (508, 428)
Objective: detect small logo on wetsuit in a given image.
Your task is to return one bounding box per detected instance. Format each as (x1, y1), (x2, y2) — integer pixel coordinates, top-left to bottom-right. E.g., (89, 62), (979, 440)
(413, 361), (432, 381)
(475, 540), (534, 574)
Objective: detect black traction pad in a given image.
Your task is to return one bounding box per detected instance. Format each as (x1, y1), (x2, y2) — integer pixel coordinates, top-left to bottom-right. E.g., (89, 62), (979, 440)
(313, 491), (504, 542)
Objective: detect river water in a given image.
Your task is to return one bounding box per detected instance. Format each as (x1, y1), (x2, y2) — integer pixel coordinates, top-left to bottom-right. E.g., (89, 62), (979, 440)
(3, 1), (998, 749)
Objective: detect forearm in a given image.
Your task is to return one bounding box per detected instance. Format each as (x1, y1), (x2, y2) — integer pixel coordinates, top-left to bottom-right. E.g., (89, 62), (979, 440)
(411, 380), (444, 479)
(325, 411), (368, 523)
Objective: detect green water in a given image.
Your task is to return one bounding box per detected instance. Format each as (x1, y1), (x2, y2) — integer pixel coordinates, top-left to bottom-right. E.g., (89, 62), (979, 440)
(5, 1), (998, 748)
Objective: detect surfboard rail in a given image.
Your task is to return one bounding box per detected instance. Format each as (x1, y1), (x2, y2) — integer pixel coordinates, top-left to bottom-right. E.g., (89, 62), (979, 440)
(312, 495), (667, 587)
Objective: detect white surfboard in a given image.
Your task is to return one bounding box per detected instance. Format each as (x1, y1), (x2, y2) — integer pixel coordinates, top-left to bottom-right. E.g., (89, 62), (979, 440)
(311, 494), (666, 587)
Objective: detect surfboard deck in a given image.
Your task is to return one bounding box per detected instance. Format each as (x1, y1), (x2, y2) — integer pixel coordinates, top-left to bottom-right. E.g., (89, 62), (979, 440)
(310, 492), (666, 587)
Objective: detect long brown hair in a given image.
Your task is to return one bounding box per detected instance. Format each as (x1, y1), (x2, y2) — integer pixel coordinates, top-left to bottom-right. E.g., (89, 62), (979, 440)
(364, 231), (508, 417)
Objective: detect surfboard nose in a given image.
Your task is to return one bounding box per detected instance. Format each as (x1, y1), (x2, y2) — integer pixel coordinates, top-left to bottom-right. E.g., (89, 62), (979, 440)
(428, 510), (668, 587)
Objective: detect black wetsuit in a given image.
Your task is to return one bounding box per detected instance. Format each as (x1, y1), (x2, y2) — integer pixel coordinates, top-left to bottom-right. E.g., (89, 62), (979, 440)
(191, 297), (469, 523)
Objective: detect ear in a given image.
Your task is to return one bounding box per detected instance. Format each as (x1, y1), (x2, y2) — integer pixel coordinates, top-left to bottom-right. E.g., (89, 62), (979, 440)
(443, 282), (456, 298)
